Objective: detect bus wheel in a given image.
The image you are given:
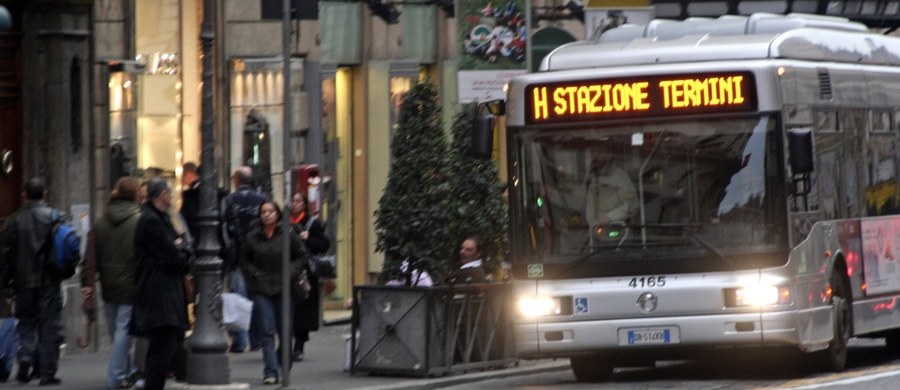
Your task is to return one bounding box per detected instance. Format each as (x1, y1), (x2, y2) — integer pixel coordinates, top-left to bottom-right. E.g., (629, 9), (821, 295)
(885, 330), (900, 354)
(570, 356), (613, 382)
(816, 273), (850, 372)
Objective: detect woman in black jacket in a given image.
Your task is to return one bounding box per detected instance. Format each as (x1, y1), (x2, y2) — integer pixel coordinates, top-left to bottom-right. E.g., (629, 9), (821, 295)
(240, 200), (307, 385)
(133, 178), (190, 390)
(288, 192), (329, 361)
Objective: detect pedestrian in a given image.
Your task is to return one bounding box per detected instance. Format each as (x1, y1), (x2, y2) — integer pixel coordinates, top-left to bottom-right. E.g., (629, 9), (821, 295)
(221, 166), (268, 353)
(0, 177), (68, 385)
(132, 180), (150, 389)
(241, 200), (307, 384)
(446, 236), (487, 284)
(179, 162), (201, 241)
(288, 192), (329, 361)
(81, 177), (142, 389)
(132, 178), (191, 390)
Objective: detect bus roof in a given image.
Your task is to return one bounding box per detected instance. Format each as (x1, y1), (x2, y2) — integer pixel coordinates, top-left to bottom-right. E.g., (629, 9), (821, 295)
(540, 13), (900, 71)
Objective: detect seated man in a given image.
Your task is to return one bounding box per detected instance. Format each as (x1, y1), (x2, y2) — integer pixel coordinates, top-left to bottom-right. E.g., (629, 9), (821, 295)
(584, 152), (638, 227)
(446, 236), (486, 284)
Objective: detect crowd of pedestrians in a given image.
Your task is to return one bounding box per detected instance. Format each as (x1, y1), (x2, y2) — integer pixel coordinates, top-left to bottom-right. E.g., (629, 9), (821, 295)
(0, 166), (494, 389)
(0, 165), (330, 388)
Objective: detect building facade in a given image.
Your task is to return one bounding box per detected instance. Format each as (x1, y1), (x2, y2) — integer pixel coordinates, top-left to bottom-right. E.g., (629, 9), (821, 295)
(0, 0), (585, 352)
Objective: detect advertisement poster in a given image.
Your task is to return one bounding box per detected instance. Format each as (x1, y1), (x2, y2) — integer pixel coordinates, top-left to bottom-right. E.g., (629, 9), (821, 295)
(457, 0), (528, 102)
(584, 8), (653, 40)
(861, 218), (900, 295)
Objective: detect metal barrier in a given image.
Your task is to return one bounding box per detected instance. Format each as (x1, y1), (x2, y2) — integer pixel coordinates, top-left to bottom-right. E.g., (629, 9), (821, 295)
(350, 283), (516, 377)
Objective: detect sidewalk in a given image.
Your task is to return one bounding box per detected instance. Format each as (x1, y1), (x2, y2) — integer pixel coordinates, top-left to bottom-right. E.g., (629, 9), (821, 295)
(50, 311), (570, 390)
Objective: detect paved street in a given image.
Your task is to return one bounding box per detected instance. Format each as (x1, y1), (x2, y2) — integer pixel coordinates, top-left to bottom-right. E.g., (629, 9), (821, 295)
(33, 311), (563, 390)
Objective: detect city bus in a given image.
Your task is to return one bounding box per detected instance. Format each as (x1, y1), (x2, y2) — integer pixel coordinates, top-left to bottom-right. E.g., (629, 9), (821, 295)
(502, 13), (900, 382)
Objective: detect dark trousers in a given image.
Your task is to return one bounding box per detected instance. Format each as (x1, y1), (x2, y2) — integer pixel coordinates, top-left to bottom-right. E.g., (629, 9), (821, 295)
(144, 326), (184, 390)
(15, 285), (62, 382)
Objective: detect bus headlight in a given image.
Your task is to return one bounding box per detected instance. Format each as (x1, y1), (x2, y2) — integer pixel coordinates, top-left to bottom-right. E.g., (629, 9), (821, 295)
(726, 286), (791, 307)
(517, 296), (561, 318)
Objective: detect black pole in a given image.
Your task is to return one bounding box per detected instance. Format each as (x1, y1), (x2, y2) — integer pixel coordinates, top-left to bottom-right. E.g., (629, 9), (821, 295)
(280, 0), (294, 387)
(186, 0), (231, 384)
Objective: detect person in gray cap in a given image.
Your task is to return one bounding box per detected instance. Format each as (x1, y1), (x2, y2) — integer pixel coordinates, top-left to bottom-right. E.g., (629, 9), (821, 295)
(132, 178), (191, 390)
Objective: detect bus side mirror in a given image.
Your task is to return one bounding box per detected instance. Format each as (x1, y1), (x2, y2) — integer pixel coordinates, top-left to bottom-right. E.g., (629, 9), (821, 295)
(470, 115), (494, 159)
(787, 128), (813, 175)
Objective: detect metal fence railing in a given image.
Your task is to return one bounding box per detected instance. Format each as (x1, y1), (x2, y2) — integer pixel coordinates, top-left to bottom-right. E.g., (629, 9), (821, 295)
(350, 283), (516, 377)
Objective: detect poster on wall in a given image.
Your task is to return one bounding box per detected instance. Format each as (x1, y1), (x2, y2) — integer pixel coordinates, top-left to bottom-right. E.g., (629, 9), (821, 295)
(457, 0), (528, 103)
(861, 218), (900, 295)
(584, 8), (653, 40)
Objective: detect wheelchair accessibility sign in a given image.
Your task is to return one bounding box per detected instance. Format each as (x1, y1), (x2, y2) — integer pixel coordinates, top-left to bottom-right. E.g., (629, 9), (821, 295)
(575, 297), (589, 314)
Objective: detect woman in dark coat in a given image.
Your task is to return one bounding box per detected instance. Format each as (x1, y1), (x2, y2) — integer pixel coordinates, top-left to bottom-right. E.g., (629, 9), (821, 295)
(240, 200), (307, 384)
(288, 192), (330, 361)
(133, 178), (191, 390)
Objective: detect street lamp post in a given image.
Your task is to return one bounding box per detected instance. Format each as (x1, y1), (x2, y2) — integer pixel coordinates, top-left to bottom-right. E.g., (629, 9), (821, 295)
(186, 0), (231, 384)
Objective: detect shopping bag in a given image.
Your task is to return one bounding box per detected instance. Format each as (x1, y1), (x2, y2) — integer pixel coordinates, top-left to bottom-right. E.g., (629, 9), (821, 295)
(222, 292), (253, 332)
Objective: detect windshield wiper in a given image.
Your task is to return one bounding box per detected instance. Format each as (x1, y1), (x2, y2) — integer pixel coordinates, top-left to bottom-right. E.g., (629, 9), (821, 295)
(639, 223), (729, 263)
(569, 223), (729, 268)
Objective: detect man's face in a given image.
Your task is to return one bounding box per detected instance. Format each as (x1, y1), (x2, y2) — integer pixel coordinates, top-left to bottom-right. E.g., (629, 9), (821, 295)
(459, 239), (481, 264)
(183, 171), (198, 187)
(152, 188), (172, 212)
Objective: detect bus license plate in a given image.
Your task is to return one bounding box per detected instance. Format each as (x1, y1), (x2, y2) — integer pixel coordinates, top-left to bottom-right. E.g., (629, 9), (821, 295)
(619, 327), (680, 346)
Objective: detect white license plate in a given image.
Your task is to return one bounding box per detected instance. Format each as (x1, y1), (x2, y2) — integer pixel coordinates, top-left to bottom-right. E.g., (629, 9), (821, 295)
(618, 327), (680, 346)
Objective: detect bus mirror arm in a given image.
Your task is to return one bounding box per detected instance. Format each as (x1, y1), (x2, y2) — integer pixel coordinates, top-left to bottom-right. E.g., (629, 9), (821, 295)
(469, 100), (506, 160)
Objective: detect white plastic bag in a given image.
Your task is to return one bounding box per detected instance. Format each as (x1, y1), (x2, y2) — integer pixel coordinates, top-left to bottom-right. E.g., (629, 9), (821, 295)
(222, 292), (253, 332)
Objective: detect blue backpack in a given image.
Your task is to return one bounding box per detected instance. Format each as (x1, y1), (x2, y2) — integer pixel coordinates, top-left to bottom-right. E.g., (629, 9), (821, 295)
(49, 210), (80, 277)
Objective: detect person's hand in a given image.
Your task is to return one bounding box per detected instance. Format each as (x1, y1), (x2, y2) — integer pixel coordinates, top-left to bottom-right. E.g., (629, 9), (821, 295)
(299, 231), (309, 240)
(81, 286), (93, 298)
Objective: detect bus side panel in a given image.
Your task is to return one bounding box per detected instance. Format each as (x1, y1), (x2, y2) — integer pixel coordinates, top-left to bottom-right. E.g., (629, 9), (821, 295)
(789, 222), (834, 350)
(853, 217), (900, 335)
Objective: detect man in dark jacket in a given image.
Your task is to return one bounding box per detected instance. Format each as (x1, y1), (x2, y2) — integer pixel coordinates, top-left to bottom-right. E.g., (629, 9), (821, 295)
(81, 177), (142, 389)
(133, 178), (190, 390)
(446, 236), (486, 284)
(220, 166), (267, 352)
(0, 178), (66, 385)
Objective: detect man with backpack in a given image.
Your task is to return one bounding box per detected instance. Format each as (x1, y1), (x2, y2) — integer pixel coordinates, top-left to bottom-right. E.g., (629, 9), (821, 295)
(220, 166), (268, 352)
(0, 178), (74, 385)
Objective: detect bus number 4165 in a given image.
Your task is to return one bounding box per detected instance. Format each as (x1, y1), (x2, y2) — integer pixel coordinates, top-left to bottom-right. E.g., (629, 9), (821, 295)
(629, 276), (667, 288)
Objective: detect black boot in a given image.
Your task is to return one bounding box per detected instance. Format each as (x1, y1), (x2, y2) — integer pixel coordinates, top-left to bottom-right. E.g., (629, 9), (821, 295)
(292, 342), (304, 362)
(15, 362), (31, 383)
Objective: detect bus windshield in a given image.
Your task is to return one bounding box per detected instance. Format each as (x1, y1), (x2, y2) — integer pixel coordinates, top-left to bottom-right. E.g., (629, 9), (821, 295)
(511, 116), (788, 266)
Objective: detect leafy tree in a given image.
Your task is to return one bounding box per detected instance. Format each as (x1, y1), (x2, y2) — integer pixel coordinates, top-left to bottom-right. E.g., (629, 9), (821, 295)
(446, 103), (509, 275)
(374, 79), (455, 284)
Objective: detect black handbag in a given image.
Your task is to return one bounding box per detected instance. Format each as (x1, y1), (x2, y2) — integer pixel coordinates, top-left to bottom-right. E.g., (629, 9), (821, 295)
(308, 254), (336, 279)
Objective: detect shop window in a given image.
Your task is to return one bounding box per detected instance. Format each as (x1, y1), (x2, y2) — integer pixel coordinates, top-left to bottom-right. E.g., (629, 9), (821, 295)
(230, 58), (305, 196)
(389, 76), (412, 136)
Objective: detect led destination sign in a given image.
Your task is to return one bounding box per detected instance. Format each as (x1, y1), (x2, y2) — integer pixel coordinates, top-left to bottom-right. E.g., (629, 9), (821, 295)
(525, 72), (756, 124)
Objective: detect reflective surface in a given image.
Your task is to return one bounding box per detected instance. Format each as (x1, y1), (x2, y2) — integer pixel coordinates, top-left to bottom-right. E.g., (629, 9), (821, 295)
(510, 116), (788, 265)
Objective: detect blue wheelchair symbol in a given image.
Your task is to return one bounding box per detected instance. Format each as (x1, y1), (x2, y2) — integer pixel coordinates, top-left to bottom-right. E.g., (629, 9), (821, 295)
(575, 297), (588, 314)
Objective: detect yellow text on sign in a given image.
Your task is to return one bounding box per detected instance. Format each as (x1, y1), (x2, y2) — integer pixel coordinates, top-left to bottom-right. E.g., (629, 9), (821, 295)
(531, 82), (651, 120)
(658, 76), (744, 108)
(530, 75), (747, 121)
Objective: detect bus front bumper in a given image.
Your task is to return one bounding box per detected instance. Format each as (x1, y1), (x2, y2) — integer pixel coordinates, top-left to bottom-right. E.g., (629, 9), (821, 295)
(515, 310), (801, 359)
